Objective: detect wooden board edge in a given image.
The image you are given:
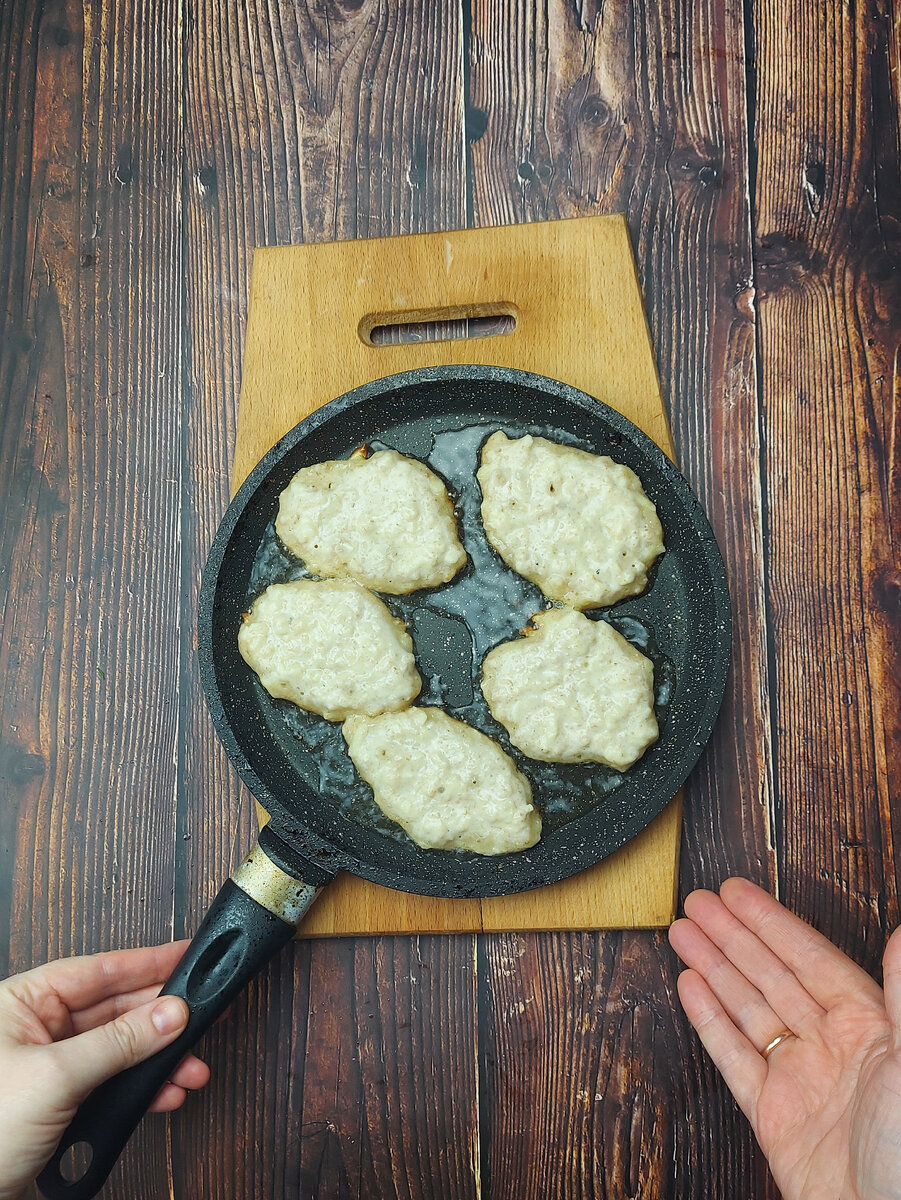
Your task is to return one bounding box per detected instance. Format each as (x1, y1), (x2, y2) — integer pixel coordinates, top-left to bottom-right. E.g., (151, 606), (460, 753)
(251, 793), (682, 936)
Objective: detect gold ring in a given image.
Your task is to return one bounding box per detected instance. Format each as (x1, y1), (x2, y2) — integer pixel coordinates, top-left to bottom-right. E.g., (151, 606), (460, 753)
(762, 1030), (795, 1059)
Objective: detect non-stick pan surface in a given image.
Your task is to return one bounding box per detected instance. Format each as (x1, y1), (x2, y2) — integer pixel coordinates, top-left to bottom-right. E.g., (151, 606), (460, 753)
(198, 365), (731, 898)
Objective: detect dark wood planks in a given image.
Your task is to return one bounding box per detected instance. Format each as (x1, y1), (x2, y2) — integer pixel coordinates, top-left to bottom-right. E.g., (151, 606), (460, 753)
(751, 0), (901, 966)
(0, 2), (897, 1198)
(469, 0), (772, 890)
(0, 2), (184, 1197)
(469, 1), (774, 1196)
(479, 931), (767, 1199)
(293, 937), (479, 1199)
(178, 3), (477, 1197)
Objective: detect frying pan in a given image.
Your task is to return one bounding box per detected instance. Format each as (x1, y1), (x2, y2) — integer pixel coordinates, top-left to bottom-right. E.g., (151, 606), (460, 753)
(39, 366), (731, 1199)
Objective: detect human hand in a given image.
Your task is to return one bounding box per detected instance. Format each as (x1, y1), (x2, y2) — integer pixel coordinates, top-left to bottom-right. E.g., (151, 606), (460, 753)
(0, 941), (210, 1200)
(669, 877), (901, 1200)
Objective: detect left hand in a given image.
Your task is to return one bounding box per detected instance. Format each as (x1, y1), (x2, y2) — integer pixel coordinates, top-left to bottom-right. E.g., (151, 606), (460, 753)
(0, 941), (210, 1200)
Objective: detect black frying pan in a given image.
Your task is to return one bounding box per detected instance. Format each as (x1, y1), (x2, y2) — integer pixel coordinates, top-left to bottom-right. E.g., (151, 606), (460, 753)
(39, 366), (731, 1199)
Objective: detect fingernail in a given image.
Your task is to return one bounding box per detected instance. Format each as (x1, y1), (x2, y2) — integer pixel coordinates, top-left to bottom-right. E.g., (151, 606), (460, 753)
(152, 996), (187, 1034)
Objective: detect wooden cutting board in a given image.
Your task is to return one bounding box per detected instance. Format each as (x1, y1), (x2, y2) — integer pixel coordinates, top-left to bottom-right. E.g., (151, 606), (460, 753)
(234, 214), (681, 934)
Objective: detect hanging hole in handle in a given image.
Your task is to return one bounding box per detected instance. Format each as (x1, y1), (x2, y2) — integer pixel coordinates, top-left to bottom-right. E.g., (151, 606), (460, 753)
(59, 1141), (93, 1184)
(359, 303), (518, 347)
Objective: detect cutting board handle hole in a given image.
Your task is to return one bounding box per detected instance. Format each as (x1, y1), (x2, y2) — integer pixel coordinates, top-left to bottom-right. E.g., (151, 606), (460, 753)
(359, 303), (517, 347)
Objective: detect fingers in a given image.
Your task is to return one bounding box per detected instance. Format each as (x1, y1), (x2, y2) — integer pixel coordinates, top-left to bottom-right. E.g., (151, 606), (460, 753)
(49, 995), (189, 1100)
(148, 1056), (212, 1112)
(669, 918), (788, 1049)
(23, 941), (191, 1013)
(682, 888), (825, 1037)
(70, 985), (163, 1033)
(675, 969), (766, 1121)
(169, 1054), (211, 1091)
(149, 1083), (188, 1113)
(718, 878), (882, 1010)
(882, 925), (901, 1045)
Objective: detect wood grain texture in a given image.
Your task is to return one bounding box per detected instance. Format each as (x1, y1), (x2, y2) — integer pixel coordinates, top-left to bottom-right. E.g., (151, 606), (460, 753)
(294, 937), (477, 1199)
(0, 2), (183, 1197)
(752, 0), (901, 969)
(235, 216), (677, 463)
(179, 2), (478, 1197)
(468, 1), (775, 1195)
(175, 937), (479, 1200)
(236, 215), (683, 935)
(0, 0), (184, 956)
(478, 930), (771, 1199)
(0, 1), (898, 1198)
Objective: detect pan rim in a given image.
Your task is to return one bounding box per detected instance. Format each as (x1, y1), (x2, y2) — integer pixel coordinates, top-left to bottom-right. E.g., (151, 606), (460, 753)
(198, 365), (732, 897)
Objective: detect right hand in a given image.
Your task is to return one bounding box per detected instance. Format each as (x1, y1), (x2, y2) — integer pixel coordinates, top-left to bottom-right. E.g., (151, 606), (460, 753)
(669, 878), (901, 1200)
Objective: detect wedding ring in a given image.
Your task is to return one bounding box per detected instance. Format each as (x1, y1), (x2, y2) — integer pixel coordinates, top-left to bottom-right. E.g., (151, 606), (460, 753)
(761, 1030), (795, 1059)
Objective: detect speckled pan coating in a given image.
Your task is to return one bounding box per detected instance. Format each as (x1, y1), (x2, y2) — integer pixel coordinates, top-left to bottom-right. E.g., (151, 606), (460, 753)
(198, 366), (732, 899)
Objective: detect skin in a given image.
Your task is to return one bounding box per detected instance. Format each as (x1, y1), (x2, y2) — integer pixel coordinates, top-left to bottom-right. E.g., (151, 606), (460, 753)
(0, 941), (209, 1200)
(0, 884), (897, 1199)
(669, 878), (901, 1200)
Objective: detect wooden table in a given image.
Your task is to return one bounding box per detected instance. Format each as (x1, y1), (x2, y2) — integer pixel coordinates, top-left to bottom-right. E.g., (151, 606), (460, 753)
(1, 3), (898, 1197)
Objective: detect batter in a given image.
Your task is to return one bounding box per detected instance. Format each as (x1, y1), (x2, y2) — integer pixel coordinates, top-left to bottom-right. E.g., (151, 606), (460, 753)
(477, 431), (664, 608)
(342, 706), (541, 854)
(276, 447), (466, 593)
(238, 579), (421, 722)
(480, 607), (658, 770)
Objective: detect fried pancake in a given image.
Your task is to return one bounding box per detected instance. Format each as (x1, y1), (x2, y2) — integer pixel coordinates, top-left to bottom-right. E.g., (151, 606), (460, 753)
(477, 431), (664, 608)
(342, 706), (541, 854)
(276, 449), (466, 593)
(480, 607), (658, 770)
(238, 579), (421, 721)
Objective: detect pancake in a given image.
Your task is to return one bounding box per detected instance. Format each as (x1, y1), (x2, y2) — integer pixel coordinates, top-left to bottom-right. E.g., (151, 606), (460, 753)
(238, 579), (421, 722)
(480, 607), (658, 770)
(342, 706), (541, 854)
(477, 431), (664, 608)
(276, 448), (466, 593)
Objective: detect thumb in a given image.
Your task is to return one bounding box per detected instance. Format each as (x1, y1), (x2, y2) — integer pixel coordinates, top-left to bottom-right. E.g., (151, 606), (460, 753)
(883, 925), (901, 1046)
(50, 995), (189, 1099)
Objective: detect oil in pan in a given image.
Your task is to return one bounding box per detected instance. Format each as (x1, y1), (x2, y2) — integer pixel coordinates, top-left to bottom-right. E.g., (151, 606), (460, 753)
(245, 415), (677, 849)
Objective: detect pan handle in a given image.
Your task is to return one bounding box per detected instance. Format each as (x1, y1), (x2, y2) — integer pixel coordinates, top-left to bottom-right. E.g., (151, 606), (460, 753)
(36, 826), (334, 1200)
